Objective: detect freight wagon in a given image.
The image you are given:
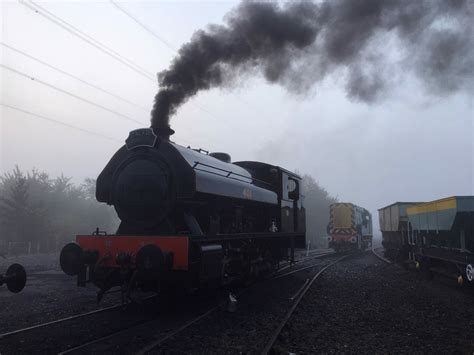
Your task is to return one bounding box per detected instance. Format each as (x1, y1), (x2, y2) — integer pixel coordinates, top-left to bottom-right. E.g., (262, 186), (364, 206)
(378, 202), (422, 261)
(408, 196), (474, 284)
(379, 196), (474, 285)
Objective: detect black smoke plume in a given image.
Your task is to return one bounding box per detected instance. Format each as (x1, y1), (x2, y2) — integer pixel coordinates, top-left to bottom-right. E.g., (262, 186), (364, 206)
(151, 0), (473, 129)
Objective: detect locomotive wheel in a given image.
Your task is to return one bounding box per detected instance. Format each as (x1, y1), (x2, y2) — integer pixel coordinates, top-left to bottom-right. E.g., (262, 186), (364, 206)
(6, 263), (27, 293)
(466, 264), (474, 283)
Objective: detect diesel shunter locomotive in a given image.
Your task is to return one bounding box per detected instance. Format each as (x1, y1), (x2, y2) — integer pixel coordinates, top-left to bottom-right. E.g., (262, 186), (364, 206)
(60, 127), (305, 301)
(327, 203), (373, 252)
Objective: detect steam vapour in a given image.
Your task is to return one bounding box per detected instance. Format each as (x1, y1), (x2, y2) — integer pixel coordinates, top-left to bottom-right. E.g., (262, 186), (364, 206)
(151, 0), (473, 129)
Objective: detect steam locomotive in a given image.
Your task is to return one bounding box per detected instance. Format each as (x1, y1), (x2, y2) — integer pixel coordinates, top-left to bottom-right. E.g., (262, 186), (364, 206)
(60, 127), (305, 301)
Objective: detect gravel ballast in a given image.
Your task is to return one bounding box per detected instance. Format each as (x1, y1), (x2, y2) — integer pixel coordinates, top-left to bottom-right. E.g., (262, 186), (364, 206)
(275, 252), (474, 353)
(2, 251), (473, 353)
(0, 253), (117, 334)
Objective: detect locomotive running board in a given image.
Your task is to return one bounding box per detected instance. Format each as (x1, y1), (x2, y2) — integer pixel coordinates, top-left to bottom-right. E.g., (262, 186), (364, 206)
(189, 232), (306, 248)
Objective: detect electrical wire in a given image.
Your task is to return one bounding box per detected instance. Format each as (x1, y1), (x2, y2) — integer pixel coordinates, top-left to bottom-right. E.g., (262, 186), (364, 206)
(20, 0), (155, 81)
(14, 0), (225, 148)
(109, 0), (243, 124)
(21, 0), (226, 124)
(1, 103), (122, 143)
(1, 42), (150, 112)
(1, 64), (144, 125)
(108, 0), (265, 118)
(1, 103), (199, 148)
(109, 0), (177, 53)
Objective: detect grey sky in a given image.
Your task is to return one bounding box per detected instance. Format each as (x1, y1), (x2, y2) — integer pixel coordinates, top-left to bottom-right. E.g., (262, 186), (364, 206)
(1, 1), (473, 231)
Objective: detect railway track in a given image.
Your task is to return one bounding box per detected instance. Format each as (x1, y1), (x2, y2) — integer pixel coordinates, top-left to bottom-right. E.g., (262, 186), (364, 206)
(131, 252), (341, 354)
(59, 251), (339, 354)
(372, 245), (391, 264)
(0, 250), (335, 354)
(262, 255), (348, 354)
(277, 249), (335, 272)
(0, 303), (123, 340)
(0, 293), (160, 340)
(0, 250), (333, 339)
(35, 248), (457, 354)
(131, 254), (346, 354)
(58, 294), (229, 355)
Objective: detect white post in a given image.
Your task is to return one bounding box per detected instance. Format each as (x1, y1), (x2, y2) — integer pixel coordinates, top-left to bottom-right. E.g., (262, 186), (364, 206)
(306, 240), (310, 256)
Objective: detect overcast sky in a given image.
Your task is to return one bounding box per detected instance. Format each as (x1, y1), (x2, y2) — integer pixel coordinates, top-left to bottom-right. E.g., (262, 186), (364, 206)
(1, 0), (473, 231)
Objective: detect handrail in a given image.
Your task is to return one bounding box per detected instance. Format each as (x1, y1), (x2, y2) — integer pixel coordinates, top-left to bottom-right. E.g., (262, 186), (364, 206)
(194, 167), (252, 184)
(192, 161), (273, 187)
(193, 148), (209, 155)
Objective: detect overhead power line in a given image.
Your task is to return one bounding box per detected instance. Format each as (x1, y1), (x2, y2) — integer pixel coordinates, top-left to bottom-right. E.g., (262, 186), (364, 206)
(20, 0), (156, 82)
(1, 64), (144, 125)
(1, 103), (122, 143)
(23, 0), (226, 122)
(109, 0), (177, 53)
(18, 0), (227, 133)
(109, 1), (265, 119)
(109, 2), (233, 124)
(2, 102), (203, 149)
(1, 42), (150, 112)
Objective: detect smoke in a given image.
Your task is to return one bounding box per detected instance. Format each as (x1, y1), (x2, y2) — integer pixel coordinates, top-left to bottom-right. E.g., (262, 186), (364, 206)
(151, 0), (473, 128)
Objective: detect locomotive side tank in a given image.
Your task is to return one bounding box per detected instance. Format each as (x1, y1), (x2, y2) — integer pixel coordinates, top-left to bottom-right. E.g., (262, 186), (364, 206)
(327, 203), (373, 252)
(95, 128), (279, 235)
(60, 128), (305, 301)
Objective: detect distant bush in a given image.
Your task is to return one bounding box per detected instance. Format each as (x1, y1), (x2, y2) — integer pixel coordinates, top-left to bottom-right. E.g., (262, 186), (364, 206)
(0, 166), (118, 254)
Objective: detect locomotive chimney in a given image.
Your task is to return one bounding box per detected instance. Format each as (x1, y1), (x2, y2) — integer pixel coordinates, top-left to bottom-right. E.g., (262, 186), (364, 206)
(153, 125), (175, 141)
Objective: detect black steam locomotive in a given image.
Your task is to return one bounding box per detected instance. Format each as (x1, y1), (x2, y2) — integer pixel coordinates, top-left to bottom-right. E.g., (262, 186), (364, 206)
(60, 127), (305, 301)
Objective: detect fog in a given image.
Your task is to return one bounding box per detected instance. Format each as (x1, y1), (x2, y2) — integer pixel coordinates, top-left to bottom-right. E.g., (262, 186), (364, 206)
(1, 1), (473, 232)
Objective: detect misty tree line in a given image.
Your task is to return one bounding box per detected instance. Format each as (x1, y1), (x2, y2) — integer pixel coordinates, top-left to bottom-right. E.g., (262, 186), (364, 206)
(0, 166), (118, 255)
(0, 167), (336, 255)
(301, 174), (337, 248)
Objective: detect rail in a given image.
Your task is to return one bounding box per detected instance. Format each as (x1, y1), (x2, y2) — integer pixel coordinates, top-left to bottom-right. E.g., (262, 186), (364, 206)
(371, 246), (392, 264)
(0, 304), (122, 339)
(68, 254), (335, 354)
(262, 255), (348, 354)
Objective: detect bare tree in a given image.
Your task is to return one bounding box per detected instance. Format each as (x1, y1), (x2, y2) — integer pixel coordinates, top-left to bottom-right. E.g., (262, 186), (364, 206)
(301, 174), (338, 248)
(0, 167), (118, 254)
